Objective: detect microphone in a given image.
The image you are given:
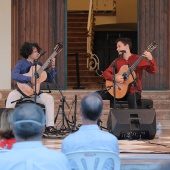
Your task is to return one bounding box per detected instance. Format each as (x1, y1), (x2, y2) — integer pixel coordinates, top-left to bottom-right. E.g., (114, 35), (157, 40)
(119, 50), (126, 57)
(36, 51), (47, 61)
(119, 50), (126, 53)
(39, 51), (47, 57)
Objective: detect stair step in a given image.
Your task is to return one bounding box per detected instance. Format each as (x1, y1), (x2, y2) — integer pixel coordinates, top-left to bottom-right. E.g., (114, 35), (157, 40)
(68, 49), (87, 54)
(68, 76), (102, 82)
(68, 27), (87, 32)
(68, 33), (87, 37)
(68, 64), (87, 70)
(1, 90), (170, 122)
(67, 57), (87, 63)
(68, 13), (88, 17)
(68, 42), (87, 47)
(68, 37), (87, 42)
(67, 83), (102, 89)
(68, 22), (87, 27)
(142, 91), (170, 100)
(67, 70), (97, 76)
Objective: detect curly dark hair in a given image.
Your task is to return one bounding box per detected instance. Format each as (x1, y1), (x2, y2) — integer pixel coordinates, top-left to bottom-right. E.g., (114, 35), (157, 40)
(20, 42), (41, 59)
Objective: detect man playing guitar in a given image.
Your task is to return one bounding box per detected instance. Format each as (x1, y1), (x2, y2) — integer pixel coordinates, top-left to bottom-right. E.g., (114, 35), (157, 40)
(6, 42), (57, 134)
(97, 37), (157, 108)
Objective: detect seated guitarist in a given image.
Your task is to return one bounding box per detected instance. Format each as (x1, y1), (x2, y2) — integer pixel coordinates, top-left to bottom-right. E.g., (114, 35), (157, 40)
(97, 37), (157, 109)
(6, 42), (57, 134)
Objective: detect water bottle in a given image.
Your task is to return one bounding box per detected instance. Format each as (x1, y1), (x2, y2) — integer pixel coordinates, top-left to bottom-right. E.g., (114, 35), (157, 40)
(156, 122), (162, 139)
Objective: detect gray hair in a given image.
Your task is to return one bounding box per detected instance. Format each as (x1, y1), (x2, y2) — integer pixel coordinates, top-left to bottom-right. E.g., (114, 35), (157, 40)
(13, 103), (45, 140)
(80, 92), (103, 121)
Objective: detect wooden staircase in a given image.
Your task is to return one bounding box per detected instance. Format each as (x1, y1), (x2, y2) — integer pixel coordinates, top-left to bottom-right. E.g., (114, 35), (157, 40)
(67, 12), (103, 89)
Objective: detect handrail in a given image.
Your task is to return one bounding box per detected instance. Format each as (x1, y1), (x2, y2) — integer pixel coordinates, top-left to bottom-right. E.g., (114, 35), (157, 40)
(68, 53), (85, 89)
(87, 0), (93, 33)
(86, 0), (100, 75)
(87, 0), (93, 55)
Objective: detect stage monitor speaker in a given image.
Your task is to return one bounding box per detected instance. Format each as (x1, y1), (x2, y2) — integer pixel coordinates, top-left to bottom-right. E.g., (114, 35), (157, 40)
(107, 109), (156, 140)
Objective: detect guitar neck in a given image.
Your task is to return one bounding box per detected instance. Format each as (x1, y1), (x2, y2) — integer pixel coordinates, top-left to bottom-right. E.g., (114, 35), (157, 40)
(37, 51), (57, 75)
(129, 54), (145, 72)
(127, 42), (157, 75)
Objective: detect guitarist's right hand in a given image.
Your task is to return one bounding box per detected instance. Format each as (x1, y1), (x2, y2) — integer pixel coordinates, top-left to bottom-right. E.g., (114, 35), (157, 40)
(115, 75), (124, 83)
(31, 76), (40, 85)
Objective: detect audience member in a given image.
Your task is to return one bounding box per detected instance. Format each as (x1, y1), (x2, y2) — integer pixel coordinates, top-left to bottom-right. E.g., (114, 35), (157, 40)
(62, 92), (119, 169)
(0, 103), (70, 170)
(0, 108), (16, 149)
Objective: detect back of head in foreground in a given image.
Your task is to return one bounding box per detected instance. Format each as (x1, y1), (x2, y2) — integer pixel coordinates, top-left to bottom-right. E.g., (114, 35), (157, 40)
(62, 93), (120, 169)
(0, 103), (70, 170)
(62, 93), (119, 154)
(12, 103), (45, 141)
(80, 92), (103, 124)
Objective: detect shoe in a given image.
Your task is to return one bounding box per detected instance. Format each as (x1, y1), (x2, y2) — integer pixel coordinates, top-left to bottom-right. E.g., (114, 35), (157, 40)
(45, 126), (58, 134)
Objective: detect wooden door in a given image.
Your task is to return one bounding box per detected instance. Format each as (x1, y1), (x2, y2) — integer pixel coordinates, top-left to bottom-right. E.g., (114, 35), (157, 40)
(138, 0), (169, 90)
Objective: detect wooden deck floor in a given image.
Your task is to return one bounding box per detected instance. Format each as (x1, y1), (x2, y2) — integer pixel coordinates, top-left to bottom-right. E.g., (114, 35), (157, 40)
(42, 120), (170, 170)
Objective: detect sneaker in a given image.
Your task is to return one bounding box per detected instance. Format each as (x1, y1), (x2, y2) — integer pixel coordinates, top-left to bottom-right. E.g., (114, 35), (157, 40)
(45, 126), (58, 134)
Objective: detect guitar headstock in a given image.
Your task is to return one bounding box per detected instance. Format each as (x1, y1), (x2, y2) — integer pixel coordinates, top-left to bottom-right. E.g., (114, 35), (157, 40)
(54, 43), (63, 53)
(146, 41), (158, 53)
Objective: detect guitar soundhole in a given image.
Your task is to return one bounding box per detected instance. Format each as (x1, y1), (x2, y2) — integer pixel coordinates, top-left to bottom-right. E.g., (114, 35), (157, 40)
(122, 73), (128, 81)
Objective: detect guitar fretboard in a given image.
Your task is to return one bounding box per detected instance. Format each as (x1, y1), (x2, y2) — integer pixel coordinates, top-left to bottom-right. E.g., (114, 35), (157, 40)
(126, 42), (157, 76)
(37, 51), (57, 75)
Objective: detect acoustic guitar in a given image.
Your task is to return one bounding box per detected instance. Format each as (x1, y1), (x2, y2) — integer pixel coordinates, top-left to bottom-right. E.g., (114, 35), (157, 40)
(17, 43), (63, 96)
(106, 41), (157, 99)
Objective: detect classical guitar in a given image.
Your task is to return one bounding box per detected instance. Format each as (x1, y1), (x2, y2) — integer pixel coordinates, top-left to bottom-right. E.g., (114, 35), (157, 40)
(106, 41), (157, 99)
(17, 43), (63, 96)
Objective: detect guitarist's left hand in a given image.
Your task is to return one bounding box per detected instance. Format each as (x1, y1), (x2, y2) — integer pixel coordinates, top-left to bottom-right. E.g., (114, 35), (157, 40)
(143, 51), (153, 60)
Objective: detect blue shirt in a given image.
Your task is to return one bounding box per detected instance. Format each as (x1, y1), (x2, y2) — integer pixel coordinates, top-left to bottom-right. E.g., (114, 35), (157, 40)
(12, 59), (56, 83)
(0, 141), (70, 170)
(62, 125), (119, 154)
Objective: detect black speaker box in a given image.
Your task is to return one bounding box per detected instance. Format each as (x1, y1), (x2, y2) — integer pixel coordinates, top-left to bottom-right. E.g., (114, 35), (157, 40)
(107, 108), (156, 140)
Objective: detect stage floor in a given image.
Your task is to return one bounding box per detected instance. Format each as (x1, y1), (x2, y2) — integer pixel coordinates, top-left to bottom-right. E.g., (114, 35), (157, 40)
(42, 120), (170, 169)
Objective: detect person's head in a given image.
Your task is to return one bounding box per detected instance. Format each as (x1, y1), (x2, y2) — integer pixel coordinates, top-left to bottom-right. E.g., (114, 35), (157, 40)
(0, 108), (15, 139)
(80, 92), (103, 124)
(20, 42), (41, 60)
(115, 37), (132, 54)
(12, 103), (45, 141)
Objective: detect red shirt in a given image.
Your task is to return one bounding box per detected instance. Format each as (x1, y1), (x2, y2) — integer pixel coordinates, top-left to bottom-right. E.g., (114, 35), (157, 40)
(103, 54), (157, 94)
(0, 138), (16, 149)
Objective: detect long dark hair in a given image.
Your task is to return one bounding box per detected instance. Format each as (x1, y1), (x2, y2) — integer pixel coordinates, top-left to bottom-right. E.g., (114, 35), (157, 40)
(0, 108), (15, 139)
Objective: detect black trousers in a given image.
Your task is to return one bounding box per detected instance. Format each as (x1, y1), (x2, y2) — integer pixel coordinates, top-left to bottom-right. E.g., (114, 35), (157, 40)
(96, 90), (141, 109)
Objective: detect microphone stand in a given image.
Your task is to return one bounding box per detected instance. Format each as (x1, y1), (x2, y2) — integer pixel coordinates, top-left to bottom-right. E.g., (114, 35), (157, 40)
(71, 95), (79, 132)
(128, 65), (138, 109)
(112, 60), (117, 108)
(46, 68), (71, 134)
(33, 51), (47, 103)
(111, 55), (122, 108)
(33, 59), (39, 103)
